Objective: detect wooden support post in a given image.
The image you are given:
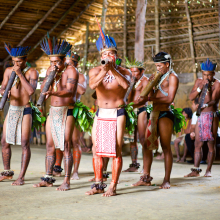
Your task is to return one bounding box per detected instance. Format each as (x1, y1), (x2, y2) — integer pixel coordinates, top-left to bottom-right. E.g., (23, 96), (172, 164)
(123, 0), (128, 59)
(0, 0), (24, 30)
(185, 0), (197, 81)
(219, 0), (220, 51)
(83, 22), (89, 74)
(101, 0), (108, 32)
(155, 0), (160, 54)
(135, 0), (147, 62)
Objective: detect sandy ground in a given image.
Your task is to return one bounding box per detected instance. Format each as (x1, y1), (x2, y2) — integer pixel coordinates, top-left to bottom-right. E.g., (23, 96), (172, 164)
(0, 145), (220, 220)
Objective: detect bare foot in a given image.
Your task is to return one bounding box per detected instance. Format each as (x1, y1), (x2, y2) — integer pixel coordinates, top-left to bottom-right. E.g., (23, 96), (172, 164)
(155, 153), (164, 160)
(56, 182), (70, 191)
(11, 178), (24, 186)
(85, 187), (104, 195)
(33, 181), (53, 188)
(184, 171), (200, 177)
(175, 157), (180, 163)
(123, 167), (139, 172)
(71, 172), (79, 180)
(159, 181), (170, 189)
(131, 180), (151, 187)
(0, 175), (13, 182)
(204, 171), (212, 177)
(179, 157), (186, 163)
(102, 183), (116, 197)
(88, 177), (107, 182)
(53, 171), (61, 177)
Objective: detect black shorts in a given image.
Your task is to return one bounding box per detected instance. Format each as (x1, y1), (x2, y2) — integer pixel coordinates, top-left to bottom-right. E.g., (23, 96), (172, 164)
(67, 109), (73, 116)
(137, 106), (149, 119)
(158, 111), (174, 123)
(23, 107), (32, 115)
(96, 108), (127, 117)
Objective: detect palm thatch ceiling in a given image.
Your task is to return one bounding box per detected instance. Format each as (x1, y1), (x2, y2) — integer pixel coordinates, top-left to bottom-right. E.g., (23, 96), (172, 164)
(0, 0), (108, 80)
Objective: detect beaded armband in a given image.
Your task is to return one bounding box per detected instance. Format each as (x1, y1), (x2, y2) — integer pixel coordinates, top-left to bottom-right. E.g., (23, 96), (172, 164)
(191, 167), (202, 173)
(53, 165), (63, 173)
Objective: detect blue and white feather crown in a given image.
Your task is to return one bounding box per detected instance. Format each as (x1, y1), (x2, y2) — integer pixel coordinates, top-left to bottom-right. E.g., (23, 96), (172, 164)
(200, 58), (216, 71)
(4, 43), (31, 58)
(40, 33), (72, 57)
(66, 51), (80, 62)
(96, 18), (117, 53)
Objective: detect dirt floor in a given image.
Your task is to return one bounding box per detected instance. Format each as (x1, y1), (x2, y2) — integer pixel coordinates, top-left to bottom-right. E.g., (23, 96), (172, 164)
(0, 145), (220, 220)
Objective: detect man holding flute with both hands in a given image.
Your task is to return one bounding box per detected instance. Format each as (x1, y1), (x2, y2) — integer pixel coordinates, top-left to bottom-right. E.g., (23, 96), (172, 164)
(0, 22), (219, 195)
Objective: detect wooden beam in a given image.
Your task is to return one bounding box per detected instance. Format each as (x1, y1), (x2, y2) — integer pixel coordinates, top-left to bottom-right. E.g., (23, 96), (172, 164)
(82, 22), (89, 74)
(185, 0), (197, 81)
(3, 0), (63, 62)
(101, 0), (108, 32)
(31, 0), (95, 63)
(155, 0), (160, 54)
(0, 0), (24, 30)
(219, 0), (220, 51)
(123, 0), (127, 59)
(18, 0), (82, 59)
(135, 0), (147, 62)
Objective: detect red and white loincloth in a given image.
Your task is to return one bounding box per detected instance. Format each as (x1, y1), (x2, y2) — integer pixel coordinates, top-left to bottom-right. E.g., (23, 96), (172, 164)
(197, 112), (215, 142)
(6, 105), (25, 145)
(146, 111), (160, 150)
(50, 106), (68, 151)
(96, 108), (117, 157)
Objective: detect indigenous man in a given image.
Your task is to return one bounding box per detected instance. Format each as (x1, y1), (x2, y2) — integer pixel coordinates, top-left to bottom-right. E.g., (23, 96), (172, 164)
(33, 35), (78, 191)
(0, 44), (38, 185)
(184, 59), (220, 177)
(85, 22), (131, 197)
(53, 51), (87, 180)
(132, 52), (179, 189)
(123, 59), (149, 172)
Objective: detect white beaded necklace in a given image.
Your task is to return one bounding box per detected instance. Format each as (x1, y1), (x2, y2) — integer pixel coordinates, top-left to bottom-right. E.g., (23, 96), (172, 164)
(104, 73), (116, 83)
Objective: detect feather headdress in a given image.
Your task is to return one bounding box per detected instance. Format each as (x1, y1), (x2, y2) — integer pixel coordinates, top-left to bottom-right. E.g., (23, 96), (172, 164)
(125, 57), (145, 69)
(66, 51), (80, 62)
(200, 58), (216, 71)
(4, 43), (31, 58)
(40, 33), (72, 57)
(95, 17), (117, 53)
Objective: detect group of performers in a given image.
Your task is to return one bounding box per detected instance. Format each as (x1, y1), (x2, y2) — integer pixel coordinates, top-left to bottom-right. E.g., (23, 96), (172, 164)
(0, 20), (219, 196)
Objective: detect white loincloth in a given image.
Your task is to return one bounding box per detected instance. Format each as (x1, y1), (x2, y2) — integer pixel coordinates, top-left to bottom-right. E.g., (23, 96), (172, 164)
(6, 105), (25, 145)
(50, 106), (68, 151)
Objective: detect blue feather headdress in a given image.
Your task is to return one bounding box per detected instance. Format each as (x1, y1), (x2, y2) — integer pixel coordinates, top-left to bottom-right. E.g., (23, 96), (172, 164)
(40, 33), (72, 57)
(66, 51), (80, 62)
(201, 58), (216, 71)
(96, 17), (117, 54)
(4, 43), (31, 58)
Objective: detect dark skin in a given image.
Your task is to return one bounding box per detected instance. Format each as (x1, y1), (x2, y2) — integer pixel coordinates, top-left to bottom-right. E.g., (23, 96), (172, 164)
(53, 58), (87, 180)
(132, 62), (179, 189)
(0, 57), (38, 185)
(185, 71), (220, 177)
(123, 67), (149, 172)
(86, 50), (130, 197)
(33, 56), (78, 191)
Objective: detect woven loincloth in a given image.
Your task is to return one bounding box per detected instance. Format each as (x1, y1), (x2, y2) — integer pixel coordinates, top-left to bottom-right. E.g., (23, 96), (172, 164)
(146, 111), (160, 150)
(123, 108), (137, 144)
(198, 112), (214, 142)
(96, 108), (117, 157)
(6, 105), (25, 145)
(50, 106), (68, 151)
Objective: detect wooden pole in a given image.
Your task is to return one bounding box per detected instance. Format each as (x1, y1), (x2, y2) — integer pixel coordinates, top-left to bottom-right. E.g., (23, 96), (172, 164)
(101, 0), (108, 32)
(185, 0), (197, 80)
(123, 0), (128, 59)
(135, 0), (147, 62)
(83, 22), (89, 74)
(0, 0), (24, 30)
(219, 0), (220, 52)
(155, 0), (160, 54)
